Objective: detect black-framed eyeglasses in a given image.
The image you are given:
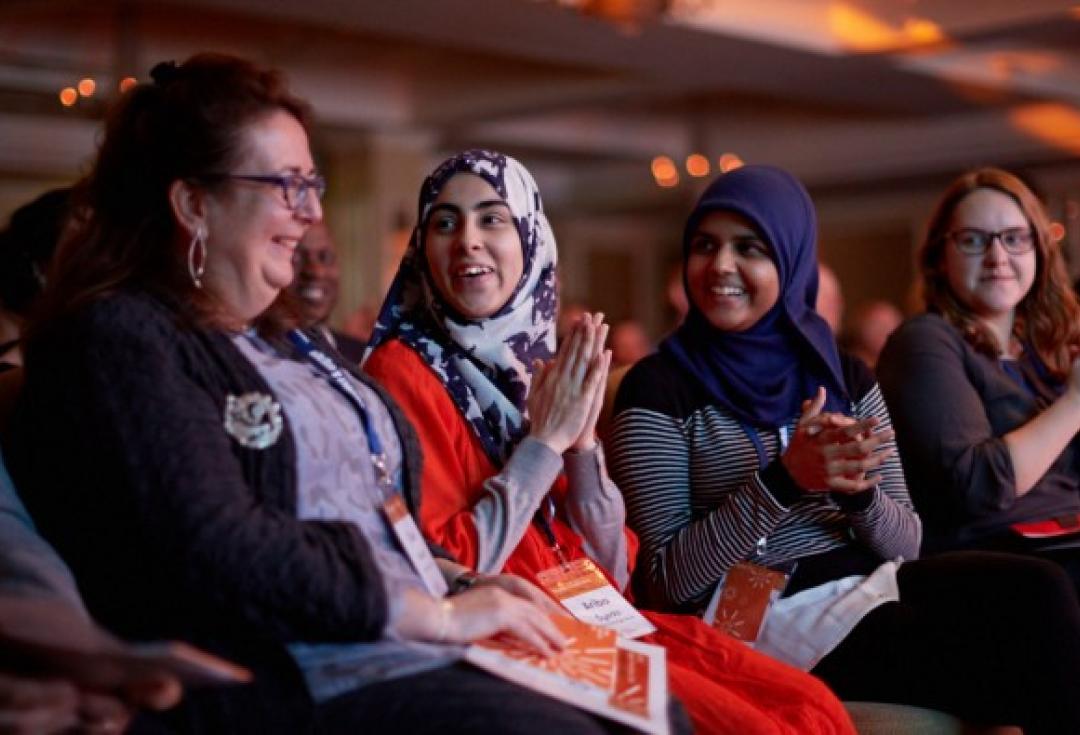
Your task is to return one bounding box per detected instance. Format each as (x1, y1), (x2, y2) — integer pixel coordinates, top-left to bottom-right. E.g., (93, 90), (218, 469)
(204, 172), (326, 210)
(947, 227), (1034, 256)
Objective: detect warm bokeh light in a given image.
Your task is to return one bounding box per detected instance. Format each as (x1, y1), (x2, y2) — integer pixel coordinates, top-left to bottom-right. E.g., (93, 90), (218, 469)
(578, 0), (667, 34)
(651, 155), (677, 178)
(1009, 103), (1080, 156)
(119, 76), (138, 92)
(986, 51), (1063, 84)
(1049, 221), (1066, 243)
(718, 153), (744, 173)
(77, 78), (96, 97)
(827, 2), (943, 52)
(651, 155), (679, 187)
(59, 87), (77, 107)
(686, 153), (710, 177)
(902, 18), (943, 45)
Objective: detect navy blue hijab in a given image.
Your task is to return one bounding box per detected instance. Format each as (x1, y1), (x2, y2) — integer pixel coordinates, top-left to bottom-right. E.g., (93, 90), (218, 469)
(660, 165), (849, 429)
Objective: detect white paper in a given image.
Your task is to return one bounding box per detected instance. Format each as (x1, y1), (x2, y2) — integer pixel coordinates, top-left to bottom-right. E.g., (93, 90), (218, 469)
(559, 585), (657, 639)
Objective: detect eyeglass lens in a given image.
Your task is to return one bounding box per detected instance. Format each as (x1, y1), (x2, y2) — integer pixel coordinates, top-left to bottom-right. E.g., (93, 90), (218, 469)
(284, 175), (326, 209)
(951, 228), (1032, 254)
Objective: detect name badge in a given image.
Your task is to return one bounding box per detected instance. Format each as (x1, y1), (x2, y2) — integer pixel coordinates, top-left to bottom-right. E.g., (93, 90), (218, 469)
(383, 495), (448, 598)
(703, 561), (793, 644)
(536, 558), (656, 639)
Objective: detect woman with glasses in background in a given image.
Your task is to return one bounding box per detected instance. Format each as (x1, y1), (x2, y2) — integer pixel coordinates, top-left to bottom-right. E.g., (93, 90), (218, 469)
(878, 168), (1080, 589)
(8, 54), (628, 735)
(608, 164), (1080, 733)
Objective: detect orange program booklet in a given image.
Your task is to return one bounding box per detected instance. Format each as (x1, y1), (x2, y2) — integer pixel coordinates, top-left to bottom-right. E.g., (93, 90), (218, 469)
(464, 614), (668, 735)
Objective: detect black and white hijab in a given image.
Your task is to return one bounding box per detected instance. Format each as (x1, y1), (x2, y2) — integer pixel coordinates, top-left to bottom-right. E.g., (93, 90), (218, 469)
(365, 149), (558, 465)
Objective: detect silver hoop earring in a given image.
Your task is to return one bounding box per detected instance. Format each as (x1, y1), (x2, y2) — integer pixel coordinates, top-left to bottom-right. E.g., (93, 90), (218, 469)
(187, 226), (207, 288)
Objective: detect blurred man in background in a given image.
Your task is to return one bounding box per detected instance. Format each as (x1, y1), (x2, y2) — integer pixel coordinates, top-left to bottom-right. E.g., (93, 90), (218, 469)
(815, 263), (844, 334)
(842, 300), (903, 371)
(0, 188), (73, 371)
(290, 222), (366, 364)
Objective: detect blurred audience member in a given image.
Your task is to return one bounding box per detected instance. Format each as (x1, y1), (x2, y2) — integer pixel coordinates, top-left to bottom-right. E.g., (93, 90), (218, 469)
(0, 188), (72, 370)
(342, 302), (377, 344)
(556, 302), (587, 340)
(0, 453), (181, 733)
(609, 320), (650, 368)
(290, 221), (365, 364)
(841, 300), (903, 370)
(816, 262), (844, 334)
(665, 262), (688, 328)
(603, 321), (653, 434)
(0, 454), (83, 612)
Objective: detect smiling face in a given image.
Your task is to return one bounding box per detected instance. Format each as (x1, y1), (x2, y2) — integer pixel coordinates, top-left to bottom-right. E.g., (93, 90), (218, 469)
(200, 109), (321, 323)
(685, 210), (780, 333)
(423, 173), (524, 320)
(942, 187), (1035, 325)
(291, 222), (340, 325)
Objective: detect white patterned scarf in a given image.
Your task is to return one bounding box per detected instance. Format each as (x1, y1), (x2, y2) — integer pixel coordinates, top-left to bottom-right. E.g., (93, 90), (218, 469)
(365, 150), (558, 465)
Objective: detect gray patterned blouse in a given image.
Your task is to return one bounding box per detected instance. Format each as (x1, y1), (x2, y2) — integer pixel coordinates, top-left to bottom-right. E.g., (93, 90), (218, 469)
(234, 333), (460, 702)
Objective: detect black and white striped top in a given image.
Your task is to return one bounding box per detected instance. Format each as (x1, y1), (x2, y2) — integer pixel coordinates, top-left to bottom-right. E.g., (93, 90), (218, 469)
(608, 351), (921, 612)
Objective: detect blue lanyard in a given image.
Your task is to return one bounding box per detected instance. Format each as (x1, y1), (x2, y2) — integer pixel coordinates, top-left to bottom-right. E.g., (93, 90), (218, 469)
(738, 422), (790, 557)
(740, 424), (770, 471)
(286, 330), (394, 490)
(739, 422), (790, 470)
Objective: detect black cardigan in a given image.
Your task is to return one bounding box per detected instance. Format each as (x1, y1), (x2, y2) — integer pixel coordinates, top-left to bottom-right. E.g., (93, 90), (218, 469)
(7, 289), (427, 732)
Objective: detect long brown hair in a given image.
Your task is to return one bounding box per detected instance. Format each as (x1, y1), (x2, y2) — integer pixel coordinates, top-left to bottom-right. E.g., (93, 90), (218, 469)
(917, 167), (1080, 379)
(32, 53), (311, 339)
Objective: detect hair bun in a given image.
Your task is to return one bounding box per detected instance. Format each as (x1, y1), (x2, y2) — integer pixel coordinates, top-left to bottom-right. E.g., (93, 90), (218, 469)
(150, 61), (180, 87)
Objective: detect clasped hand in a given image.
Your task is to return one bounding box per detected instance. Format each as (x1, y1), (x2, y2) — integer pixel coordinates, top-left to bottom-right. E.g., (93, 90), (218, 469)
(527, 312), (612, 455)
(780, 387), (895, 494)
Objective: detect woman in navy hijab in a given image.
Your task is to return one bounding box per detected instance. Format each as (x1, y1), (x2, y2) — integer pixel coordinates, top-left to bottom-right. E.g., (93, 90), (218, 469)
(608, 164), (1080, 733)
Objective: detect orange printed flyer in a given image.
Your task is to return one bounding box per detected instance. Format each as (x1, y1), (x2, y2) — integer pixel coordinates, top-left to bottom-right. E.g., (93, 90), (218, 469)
(464, 615), (668, 735)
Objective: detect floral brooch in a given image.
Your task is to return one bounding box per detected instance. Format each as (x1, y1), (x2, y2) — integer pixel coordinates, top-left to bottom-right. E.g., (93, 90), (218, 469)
(223, 392), (283, 450)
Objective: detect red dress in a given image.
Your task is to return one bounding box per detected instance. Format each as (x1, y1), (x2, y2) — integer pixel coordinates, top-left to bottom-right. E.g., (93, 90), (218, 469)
(367, 339), (855, 734)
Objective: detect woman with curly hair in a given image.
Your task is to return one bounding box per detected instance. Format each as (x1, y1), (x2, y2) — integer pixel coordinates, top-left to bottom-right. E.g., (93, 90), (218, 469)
(878, 167), (1080, 587)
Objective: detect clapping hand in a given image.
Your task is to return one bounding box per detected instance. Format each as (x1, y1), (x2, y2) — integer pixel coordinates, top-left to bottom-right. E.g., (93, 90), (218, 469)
(781, 387), (895, 494)
(528, 312), (612, 454)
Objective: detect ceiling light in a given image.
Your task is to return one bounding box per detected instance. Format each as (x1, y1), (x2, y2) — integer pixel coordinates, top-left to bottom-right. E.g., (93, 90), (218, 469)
(686, 153), (710, 177)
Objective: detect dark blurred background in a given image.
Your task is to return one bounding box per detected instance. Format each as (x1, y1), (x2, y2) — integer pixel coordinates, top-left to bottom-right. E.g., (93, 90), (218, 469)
(3, 0), (1080, 343)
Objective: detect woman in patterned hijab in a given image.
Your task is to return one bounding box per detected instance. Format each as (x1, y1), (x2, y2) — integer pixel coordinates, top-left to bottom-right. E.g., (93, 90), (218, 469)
(367, 148), (602, 465)
(365, 150), (858, 735)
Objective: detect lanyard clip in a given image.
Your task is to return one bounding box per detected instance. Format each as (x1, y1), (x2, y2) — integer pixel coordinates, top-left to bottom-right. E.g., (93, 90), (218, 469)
(754, 536), (768, 558)
(371, 453), (394, 492)
(553, 541), (571, 568)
